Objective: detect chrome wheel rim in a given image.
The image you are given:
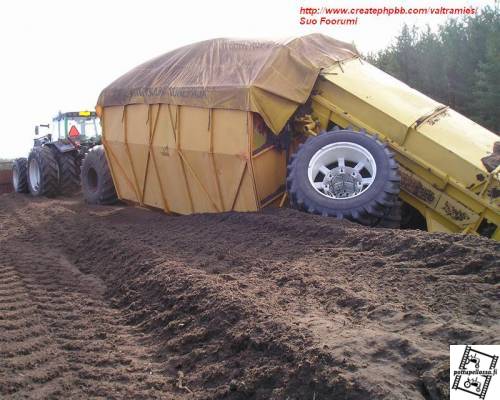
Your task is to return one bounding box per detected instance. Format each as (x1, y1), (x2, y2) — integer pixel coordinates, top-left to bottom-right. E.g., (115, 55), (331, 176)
(29, 159), (41, 192)
(308, 142), (377, 199)
(12, 168), (19, 189)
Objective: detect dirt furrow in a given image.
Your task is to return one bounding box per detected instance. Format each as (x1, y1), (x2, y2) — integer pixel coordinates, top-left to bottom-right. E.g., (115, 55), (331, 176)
(0, 193), (498, 399)
(0, 198), (184, 399)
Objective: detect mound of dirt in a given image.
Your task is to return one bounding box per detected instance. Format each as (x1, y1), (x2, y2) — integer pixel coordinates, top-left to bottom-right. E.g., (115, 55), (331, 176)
(0, 193), (498, 399)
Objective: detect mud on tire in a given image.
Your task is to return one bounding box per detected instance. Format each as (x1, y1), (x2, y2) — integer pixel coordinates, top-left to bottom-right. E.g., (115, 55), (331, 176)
(27, 147), (59, 197)
(287, 129), (400, 225)
(56, 151), (80, 196)
(12, 158), (29, 193)
(81, 145), (117, 205)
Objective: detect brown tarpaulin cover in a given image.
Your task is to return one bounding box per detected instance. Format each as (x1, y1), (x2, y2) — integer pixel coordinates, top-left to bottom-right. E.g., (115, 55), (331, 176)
(96, 34), (358, 133)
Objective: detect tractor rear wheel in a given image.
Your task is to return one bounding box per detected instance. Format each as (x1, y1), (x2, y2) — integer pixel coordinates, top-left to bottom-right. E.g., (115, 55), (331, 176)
(12, 158), (29, 193)
(81, 145), (117, 205)
(287, 129), (400, 225)
(57, 151), (80, 195)
(27, 147), (59, 197)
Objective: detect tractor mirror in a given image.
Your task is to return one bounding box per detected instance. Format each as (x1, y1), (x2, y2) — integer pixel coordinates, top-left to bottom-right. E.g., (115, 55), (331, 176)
(35, 126), (39, 135)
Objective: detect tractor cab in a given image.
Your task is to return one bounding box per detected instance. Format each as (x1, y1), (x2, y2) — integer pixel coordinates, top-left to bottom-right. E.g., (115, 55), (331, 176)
(33, 111), (102, 153)
(51, 111), (102, 147)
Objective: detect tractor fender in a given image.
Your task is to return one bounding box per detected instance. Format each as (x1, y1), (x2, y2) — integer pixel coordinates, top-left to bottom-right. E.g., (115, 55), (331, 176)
(47, 141), (77, 153)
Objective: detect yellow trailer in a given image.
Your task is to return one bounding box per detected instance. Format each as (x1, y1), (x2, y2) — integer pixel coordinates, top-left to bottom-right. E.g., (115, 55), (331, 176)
(311, 60), (499, 238)
(84, 34), (499, 240)
(99, 105), (284, 214)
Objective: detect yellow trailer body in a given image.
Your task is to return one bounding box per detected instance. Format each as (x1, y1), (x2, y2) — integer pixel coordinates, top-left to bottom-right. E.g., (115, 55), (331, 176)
(311, 59), (499, 237)
(102, 105), (287, 214)
(97, 34), (499, 239)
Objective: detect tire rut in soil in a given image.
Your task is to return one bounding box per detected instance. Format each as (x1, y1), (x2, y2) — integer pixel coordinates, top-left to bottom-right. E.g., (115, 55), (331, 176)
(0, 214), (183, 399)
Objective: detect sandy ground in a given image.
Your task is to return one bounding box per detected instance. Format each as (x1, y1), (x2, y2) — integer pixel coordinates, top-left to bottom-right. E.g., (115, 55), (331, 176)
(0, 193), (498, 399)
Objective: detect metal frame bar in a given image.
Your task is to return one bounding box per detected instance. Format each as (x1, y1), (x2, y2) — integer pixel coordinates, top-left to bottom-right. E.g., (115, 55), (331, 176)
(260, 190), (286, 208)
(177, 151), (221, 212)
(147, 104), (171, 213)
(252, 144), (275, 159)
(167, 105), (194, 213)
(103, 139), (138, 200)
(122, 106), (142, 203)
(230, 162), (247, 211)
(100, 111), (122, 199)
(246, 112), (260, 209)
(141, 106), (153, 204)
(209, 108), (225, 211)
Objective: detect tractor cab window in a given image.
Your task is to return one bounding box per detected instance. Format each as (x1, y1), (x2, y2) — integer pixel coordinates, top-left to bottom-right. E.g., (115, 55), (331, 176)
(51, 119), (62, 139)
(66, 117), (101, 140)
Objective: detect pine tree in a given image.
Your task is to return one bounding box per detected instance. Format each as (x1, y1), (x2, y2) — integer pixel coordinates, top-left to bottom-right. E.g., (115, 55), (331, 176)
(368, 7), (500, 134)
(472, 9), (500, 132)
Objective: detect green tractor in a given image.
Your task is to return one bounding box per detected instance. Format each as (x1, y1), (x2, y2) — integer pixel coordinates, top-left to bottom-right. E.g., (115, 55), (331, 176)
(12, 111), (111, 198)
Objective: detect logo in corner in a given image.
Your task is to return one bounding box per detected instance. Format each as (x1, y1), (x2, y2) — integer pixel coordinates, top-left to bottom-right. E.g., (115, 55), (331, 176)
(451, 345), (499, 399)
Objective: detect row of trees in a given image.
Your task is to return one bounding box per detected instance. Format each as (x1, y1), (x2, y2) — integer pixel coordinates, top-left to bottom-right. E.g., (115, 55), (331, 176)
(367, 6), (500, 133)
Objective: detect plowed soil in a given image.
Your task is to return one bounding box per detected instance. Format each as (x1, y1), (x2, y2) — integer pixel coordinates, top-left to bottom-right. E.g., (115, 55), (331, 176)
(0, 170), (12, 195)
(0, 193), (498, 400)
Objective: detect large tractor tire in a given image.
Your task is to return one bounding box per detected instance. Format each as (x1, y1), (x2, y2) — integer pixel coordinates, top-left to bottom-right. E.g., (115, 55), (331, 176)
(287, 129), (400, 225)
(56, 151), (80, 196)
(27, 147), (59, 197)
(12, 158), (29, 193)
(375, 200), (402, 229)
(81, 145), (117, 205)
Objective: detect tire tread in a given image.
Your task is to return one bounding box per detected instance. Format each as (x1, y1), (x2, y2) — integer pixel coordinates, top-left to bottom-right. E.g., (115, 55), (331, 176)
(57, 151), (80, 195)
(27, 147), (59, 197)
(287, 129), (401, 226)
(81, 145), (117, 205)
(12, 158), (29, 193)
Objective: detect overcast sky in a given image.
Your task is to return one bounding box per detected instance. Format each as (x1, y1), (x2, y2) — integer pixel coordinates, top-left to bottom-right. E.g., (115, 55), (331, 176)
(0, 0), (494, 158)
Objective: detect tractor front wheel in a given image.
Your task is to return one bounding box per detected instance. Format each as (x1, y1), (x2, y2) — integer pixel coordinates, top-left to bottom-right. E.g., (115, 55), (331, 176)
(27, 147), (59, 197)
(81, 145), (117, 205)
(12, 158), (29, 193)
